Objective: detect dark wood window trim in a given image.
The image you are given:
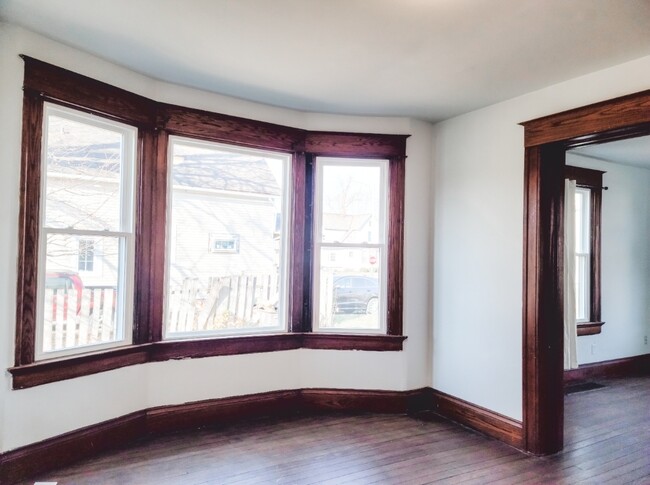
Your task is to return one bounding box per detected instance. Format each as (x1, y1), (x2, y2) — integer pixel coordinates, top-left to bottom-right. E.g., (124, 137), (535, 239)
(564, 165), (605, 336)
(521, 87), (650, 455)
(11, 56), (408, 389)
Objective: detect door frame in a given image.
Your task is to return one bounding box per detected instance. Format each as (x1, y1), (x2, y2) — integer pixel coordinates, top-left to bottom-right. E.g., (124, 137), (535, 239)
(520, 89), (650, 455)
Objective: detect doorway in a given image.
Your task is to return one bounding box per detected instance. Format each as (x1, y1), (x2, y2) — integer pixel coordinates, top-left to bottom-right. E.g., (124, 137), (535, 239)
(520, 89), (650, 455)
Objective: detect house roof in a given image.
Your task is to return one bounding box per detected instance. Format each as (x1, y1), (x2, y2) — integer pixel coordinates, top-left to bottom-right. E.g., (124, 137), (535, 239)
(47, 143), (282, 197)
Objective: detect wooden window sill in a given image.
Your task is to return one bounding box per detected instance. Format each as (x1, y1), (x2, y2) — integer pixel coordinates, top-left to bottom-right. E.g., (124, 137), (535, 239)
(8, 333), (407, 389)
(577, 322), (605, 336)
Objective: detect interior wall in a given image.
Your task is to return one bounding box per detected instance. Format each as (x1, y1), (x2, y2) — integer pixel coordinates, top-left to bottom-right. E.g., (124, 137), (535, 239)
(567, 153), (650, 364)
(431, 53), (650, 421)
(0, 23), (432, 452)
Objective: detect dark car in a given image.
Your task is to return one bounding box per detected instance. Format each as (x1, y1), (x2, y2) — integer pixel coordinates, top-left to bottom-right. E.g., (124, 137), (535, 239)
(333, 275), (379, 314)
(45, 271), (84, 314)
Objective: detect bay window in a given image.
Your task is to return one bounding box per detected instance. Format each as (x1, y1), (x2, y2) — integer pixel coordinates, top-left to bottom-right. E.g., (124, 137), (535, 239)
(11, 56), (407, 389)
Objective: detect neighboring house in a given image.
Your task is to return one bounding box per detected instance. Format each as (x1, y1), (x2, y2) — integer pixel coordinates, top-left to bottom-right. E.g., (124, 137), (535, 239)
(45, 139), (282, 296)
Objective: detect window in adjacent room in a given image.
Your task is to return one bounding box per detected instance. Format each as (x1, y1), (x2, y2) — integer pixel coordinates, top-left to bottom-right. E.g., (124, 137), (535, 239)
(565, 165), (604, 336)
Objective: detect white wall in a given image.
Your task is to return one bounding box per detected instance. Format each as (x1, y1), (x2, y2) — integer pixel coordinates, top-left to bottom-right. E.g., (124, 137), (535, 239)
(0, 24), (432, 452)
(431, 53), (650, 421)
(567, 153), (650, 364)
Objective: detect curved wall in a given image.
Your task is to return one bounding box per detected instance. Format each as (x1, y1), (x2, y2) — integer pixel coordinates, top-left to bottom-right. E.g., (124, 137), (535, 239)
(0, 23), (433, 452)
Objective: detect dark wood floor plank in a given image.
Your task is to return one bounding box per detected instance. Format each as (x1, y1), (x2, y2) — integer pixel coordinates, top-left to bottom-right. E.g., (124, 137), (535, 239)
(25, 376), (650, 485)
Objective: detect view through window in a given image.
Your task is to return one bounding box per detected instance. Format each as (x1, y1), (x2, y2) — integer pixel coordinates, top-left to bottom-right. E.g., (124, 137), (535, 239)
(37, 103), (136, 358)
(313, 158), (388, 332)
(165, 138), (290, 337)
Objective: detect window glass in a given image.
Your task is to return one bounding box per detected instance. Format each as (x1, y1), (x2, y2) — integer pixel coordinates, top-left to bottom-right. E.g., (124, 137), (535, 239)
(45, 115), (124, 231)
(574, 188), (591, 322)
(165, 138), (290, 337)
(37, 104), (135, 358)
(314, 159), (387, 332)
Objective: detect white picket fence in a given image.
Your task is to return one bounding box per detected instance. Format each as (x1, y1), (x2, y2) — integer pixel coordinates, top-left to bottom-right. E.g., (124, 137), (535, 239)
(44, 275), (280, 346)
(167, 274), (279, 333)
(43, 286), (118, 352)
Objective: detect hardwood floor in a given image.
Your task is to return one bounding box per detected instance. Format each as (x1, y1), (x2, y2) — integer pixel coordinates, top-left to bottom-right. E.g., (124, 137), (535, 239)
(26, 377), (650, 484)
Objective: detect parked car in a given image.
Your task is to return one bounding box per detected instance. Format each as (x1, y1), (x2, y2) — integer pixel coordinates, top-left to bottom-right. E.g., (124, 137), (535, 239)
(45, 271), (84, 314)
(332, 275), (379, 314)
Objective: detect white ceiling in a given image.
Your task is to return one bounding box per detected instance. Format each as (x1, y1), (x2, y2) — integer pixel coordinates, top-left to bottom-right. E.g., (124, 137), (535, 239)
(2, 0), (650, 122)
(571, 135), (650, 170)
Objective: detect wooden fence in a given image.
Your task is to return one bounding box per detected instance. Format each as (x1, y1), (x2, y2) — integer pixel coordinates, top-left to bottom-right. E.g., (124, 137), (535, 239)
(44, 274), (280, 348)
(43, 286), (118, 352)
(167, 274), (279, 333)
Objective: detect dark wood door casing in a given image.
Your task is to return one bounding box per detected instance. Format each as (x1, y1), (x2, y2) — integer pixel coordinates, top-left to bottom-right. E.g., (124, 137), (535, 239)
(520, 88), (650, 455)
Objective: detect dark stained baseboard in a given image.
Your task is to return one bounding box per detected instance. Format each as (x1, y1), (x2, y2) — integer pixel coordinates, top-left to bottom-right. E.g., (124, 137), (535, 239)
(428, 389), (524, 449)
(0, 386), (519, 484)
(0, 411), (147, 485)
(146, 390), (303, 435)
(564, 353), (650, 383)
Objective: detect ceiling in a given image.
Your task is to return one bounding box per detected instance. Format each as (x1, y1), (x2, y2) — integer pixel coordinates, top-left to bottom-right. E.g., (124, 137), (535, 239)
(571, 135), (650, 170)
(2, 0), (650, 122)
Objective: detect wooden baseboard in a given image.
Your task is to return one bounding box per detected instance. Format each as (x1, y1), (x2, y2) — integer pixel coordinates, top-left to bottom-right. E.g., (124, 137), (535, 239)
(564, 354), (650, 383)
(0, 387), (430, 484)
(429, 389), (524, 449)
(0, 411), (147, 484)
(0, 385), (526, 483)
(147, 390), (302, 435)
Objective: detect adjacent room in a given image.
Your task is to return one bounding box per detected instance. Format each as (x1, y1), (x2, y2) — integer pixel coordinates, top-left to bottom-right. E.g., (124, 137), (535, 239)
(0, 1), (649, 483)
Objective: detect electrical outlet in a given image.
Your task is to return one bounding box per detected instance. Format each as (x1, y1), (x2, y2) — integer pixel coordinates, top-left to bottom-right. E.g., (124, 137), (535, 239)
(645, 335), (648, 345)
(591, 343), (597, 355)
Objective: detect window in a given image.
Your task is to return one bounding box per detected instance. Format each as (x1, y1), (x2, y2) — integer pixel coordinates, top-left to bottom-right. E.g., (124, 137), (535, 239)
(313, 158), (387, 332)
(165, 138), (290, 338)
(11, 57), (407, 388)
(78, 239), (95, 272)
(565, 165), (604, 336)
(574, 188), (590, 322)
(36, 104), (135, 359)
(209, 235), (239, 253)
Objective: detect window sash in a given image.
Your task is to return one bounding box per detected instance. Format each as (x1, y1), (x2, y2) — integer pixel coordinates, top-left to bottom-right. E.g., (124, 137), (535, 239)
(163, 136), (292, 339)
(312, 158), (388, 333)
(574, 187), (591, 323)
(35, 104), (136, 360)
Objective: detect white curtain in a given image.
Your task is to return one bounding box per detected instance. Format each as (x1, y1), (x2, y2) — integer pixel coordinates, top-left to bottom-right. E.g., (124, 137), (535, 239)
(564, 179), (579, 370)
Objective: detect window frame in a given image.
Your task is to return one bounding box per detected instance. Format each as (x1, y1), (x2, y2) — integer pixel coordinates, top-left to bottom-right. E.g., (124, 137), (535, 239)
(565, 165), (605, 336)
(10, 56), (408, 389)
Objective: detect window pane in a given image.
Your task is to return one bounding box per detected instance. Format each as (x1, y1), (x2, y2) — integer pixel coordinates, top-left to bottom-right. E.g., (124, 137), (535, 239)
(575, 254), (589, 321)
(42, 234), (123, 353)
(44, 113), (127, 231)
(166, 139), (288, 336)
(319, 163), (383, 244)
(317, 247), (382, 330)
(574, 189), (591, 253)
